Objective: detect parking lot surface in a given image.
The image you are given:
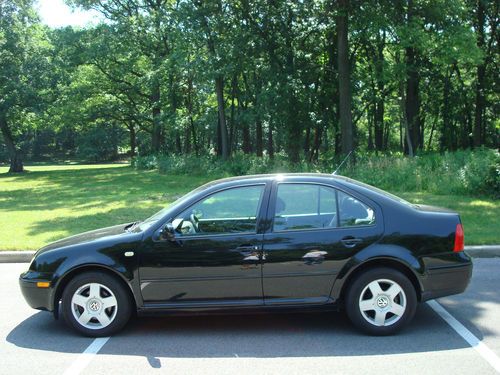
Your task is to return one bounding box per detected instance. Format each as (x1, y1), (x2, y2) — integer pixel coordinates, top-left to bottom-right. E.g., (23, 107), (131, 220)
(2, 259), (500, 374)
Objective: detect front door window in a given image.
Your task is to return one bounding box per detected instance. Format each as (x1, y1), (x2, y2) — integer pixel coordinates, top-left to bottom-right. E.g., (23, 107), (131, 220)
(173, 185), (265, 236)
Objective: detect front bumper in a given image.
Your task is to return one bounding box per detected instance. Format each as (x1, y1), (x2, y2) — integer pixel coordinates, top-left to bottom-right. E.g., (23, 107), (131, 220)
(421, 261), (473, 301)
(19, 272), (53, 311)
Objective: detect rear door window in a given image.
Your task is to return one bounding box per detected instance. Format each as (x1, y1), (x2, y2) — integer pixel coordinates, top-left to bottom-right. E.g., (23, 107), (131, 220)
(273, 183), (375, 231)
(273, 184), (338, 231)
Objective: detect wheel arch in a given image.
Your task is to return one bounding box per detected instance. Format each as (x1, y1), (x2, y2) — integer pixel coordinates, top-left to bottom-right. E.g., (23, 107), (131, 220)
(334, 257), (424, 304)
(52, 264), (137, 318)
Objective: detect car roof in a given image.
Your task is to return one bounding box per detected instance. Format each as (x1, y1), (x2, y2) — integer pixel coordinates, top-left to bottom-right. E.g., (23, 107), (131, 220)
(207, 173), (347, 184)
(200, 173), (414, 209)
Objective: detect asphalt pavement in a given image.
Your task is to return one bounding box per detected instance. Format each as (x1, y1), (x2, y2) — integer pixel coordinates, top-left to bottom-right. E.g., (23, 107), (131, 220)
(2, 259), (500, 374)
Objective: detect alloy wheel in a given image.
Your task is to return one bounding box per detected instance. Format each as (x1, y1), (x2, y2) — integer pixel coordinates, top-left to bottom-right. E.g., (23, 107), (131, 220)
(71, 282), (118, 330)
(358, 278), (407, 327)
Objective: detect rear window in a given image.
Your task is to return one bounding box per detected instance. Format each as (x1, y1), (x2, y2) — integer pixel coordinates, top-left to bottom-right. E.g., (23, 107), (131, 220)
(339, 177), (414, 208)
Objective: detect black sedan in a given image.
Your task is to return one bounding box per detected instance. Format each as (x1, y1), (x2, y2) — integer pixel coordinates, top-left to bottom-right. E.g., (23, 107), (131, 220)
(19, 173), (472, 336)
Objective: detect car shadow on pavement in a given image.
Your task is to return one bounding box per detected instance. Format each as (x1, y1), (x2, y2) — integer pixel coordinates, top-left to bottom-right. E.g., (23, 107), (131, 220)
(6, 310), (97, 354)
(7, 303), (473, 366)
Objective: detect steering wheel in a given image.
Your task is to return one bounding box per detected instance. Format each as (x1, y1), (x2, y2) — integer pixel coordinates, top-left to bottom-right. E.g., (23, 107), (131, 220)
(190, 212), (200, 232)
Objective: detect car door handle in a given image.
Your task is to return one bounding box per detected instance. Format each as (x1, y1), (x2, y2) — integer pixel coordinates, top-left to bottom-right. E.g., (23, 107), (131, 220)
(236, 244), (260, 250)
(341, 237), (363, 248)
(233, 244), (260, 255)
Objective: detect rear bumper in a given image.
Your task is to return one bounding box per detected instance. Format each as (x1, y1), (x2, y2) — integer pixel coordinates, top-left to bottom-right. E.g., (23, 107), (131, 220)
(19, 272), (53, 311)
(421, 261), (473, 301)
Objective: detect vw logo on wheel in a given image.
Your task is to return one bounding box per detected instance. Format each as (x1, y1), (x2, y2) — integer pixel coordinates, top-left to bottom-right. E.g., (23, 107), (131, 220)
(88, 300), (101, 312)
(376, 296), (389, 308)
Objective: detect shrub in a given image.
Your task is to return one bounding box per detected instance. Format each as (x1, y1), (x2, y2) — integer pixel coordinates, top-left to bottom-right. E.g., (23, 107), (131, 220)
(132, 149), (499, 198)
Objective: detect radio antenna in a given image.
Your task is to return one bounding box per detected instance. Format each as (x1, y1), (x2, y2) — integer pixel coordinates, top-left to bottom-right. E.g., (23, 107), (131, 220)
(332, 150), (353, 175)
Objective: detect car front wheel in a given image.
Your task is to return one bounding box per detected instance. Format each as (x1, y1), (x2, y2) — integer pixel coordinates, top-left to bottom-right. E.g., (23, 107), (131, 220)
(345, 267), (417, 335)
(62, 271), (132, 337)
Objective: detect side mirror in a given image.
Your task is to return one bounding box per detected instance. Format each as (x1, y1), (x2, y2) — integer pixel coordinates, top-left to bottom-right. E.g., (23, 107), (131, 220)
(160, 223), (176, 242)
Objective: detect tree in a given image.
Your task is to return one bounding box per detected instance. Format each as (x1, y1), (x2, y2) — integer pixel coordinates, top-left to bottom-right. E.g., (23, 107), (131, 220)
(471, 0), (498, 147)
(0, 0), (49, 172)
(1, 0), (495, 168)
(337, 0), (354, 155)
(70, 0), (179, 153)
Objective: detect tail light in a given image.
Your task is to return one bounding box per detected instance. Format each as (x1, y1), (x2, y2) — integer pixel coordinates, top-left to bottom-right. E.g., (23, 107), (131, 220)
(453, 223), (464, 252)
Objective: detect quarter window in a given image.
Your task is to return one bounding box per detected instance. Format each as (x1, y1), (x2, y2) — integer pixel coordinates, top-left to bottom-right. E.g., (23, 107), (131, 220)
(338, 191), (375, 227)
(173, 185), (265, 236)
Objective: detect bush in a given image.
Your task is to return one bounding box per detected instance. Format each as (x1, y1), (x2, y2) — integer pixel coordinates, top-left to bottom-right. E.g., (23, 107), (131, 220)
(132, 149), (500, 198)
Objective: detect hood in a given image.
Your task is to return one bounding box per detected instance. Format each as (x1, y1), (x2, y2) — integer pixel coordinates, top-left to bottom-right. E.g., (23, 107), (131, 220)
(37, 222), (137, 254)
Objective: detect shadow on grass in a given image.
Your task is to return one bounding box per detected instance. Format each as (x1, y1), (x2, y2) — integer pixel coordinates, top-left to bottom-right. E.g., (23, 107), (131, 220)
(0, 167), (205, 212)
(0, 166), (211, 247)
(24, 206), (158, 243)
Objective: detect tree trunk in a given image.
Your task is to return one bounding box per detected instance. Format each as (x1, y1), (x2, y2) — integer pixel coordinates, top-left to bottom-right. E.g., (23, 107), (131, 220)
(441, 69), (452, 151)
(239, 97), (251, 154)
(175, 131), (182, 154)
(283, 9), (301, 164)
(196, 0), (229, 159)
(151, 76), (162, 153)
(325, 3), (340, 156)
(404, 0), (421, 152)
(256, 119), (263, 157)
(186, 76), (198, 155)
(337, 0), (354, 155)
(311, 126), (322, 162)
(229, 74), (237, 154)
(368, 106), (374, 151)
(216, 116), (222, 156)
(268, 122), (274, 159)
(184, 125), (191, 154)
(0, 115), (24, 173)
(405, 46), (420, 152)
(374, 99), (384, 151)
(304, 127), (311, 157)
(190, 117), (198, 155)
(376, 31), (386, 151)
(399, 79), (414, 157)
(254, 73), (263, 157)
(473, 0), (486, 147)
(215, 75), (229, 159)
(129, 125), (136, 157)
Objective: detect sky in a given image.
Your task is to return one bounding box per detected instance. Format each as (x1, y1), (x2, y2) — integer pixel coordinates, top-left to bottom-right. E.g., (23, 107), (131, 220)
(36, 0), (104, 28)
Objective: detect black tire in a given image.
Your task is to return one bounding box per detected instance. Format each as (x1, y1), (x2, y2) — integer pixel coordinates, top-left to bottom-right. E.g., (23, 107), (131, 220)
(62, 271), (132, 337)
(345, 267), (417, 335)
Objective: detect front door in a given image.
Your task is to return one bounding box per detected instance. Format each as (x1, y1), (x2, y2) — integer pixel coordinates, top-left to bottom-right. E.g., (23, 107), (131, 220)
(139, 184), (268, 307)
(262, 182), (383, 305)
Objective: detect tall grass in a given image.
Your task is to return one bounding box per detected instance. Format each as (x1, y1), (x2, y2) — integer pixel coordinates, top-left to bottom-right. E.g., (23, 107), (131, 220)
(132, 149), (499, 198)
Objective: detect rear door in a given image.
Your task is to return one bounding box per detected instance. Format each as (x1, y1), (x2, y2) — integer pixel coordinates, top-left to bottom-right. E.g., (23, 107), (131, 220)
(262, 182), (383, 305)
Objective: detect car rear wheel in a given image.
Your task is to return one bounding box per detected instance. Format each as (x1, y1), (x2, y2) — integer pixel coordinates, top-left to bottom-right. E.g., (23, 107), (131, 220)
(62, 271), (131, 337)
(345, 267), (417, 335)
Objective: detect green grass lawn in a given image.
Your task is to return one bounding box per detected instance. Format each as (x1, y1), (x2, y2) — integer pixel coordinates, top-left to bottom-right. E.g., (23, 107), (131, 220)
(0, 164), (498, 250)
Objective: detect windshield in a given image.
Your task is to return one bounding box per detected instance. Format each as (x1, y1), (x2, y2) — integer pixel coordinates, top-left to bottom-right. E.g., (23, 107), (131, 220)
(136, 184), (207, 231)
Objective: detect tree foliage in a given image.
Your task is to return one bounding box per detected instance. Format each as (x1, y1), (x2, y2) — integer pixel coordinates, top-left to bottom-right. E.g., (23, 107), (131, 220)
(0, 0), (498, 171)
